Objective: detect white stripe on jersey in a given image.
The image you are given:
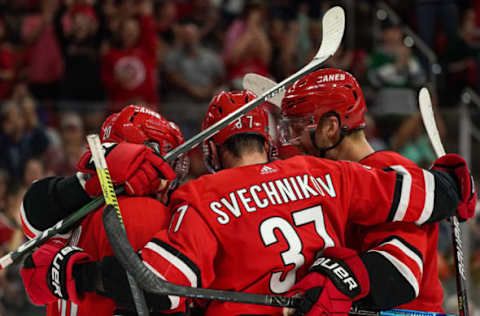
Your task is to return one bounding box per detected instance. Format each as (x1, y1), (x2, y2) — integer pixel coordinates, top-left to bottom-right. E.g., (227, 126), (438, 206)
(377, 238), (423, 274)
(20, 202), (42, 239)
(70, 302), (78, 316)
(144, 261), (180, 309)
(61, 299), (67, 316)
(390, 166), (412, 222)
(416, 170), (435, 225)
(370, 250), (419, 297)
(145, 241), (198, 288)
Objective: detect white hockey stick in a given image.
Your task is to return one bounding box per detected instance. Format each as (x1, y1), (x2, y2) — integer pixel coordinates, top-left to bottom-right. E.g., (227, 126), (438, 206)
(164, 6), (345, 163)
(418, 87), (469, 316)
(243, 73), (284, 108)
(87, 135), (150, 316)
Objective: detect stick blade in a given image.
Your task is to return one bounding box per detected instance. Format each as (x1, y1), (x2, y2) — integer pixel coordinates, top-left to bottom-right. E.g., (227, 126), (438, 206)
(314, 6), (345, 61)
(242, 74), (283, 108)
(418, 87), (446, 157)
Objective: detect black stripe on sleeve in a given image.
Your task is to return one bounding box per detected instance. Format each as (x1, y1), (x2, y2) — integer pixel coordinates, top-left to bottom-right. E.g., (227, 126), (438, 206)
(151, 238), (203, 288)
(384, 170), (403, 222)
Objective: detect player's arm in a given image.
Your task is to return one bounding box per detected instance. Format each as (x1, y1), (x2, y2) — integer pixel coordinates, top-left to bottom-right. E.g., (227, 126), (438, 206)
(343, 157), (473, 226)
(21, 143), (175, 239)
(21, 175), (92, 239)
(354, 224), (427, 310)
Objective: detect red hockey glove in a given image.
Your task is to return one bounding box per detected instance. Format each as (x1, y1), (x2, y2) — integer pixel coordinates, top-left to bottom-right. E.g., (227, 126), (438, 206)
(77, 142), (176, 197)
(431, 154), (477, 221)
(285, 247), (369, 316)
(20, 240), (91, 305)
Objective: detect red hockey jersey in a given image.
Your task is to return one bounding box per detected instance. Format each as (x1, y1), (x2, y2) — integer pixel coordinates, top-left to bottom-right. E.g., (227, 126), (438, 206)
(141, 155), (439, 315)
(347, 151), (443, 312)
(24, 196), (170, 316)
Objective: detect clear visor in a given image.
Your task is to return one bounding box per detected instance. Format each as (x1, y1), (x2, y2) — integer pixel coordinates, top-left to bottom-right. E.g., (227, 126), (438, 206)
(277, 115), (316, 146)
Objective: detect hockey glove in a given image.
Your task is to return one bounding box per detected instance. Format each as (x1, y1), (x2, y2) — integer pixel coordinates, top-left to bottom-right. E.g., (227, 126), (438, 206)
(77, 142), (176, 197)
(285, 247), (369, 316)
(430, 154), (477, 221)
(20, 240), (91, 305)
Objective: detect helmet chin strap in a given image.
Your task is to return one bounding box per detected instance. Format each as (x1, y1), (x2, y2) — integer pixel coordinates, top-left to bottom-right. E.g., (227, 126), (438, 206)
(309, 128), (345, 158)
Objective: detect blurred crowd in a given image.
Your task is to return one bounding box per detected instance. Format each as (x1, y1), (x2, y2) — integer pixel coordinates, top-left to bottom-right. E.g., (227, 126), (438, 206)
(0, 0), (479, 315)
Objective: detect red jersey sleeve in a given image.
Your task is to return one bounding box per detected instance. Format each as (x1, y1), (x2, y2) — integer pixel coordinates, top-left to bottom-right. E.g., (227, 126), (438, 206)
(341, 161), (437, 226)
(141, 203), (218, 311)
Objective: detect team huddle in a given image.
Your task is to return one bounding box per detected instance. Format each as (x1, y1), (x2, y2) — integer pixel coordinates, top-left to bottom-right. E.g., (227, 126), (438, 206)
(18, 68), (477, 316)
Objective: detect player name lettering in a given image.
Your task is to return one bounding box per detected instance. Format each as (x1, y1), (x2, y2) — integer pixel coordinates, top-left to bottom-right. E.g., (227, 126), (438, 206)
(210, 173), (336, 224)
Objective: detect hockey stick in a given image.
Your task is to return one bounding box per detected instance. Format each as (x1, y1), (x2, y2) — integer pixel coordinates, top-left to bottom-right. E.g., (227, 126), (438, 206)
(243, 73), (284, 108)
(87, 135), (150, 316)
(418, 87), (469, 316)
(0, 188), (124, 271)
(163, 6), (345, 163)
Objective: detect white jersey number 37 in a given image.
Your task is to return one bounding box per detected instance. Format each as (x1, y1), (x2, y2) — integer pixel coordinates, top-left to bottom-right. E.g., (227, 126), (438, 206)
(259, 204), (335, 294)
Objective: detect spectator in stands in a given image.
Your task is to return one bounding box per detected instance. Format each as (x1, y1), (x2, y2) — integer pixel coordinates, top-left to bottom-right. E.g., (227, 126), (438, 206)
(268, 3), (299, 80)
(367, 23), (427, 149)
(45, 112), (86, 176)
(101, 0), (158, 112)
(21, 0), (64, 104)
(223, 0), (271, 89)
(22, 157), (47, 187)
(0, 98), (49, 178)
(368, 24), (426, 117)
(0, 18), (16, 101)
(445, 8), (480, 101)
(415, 0), (459, 52)
(163, 19), (225, 138)
(53, 1), (106, 133)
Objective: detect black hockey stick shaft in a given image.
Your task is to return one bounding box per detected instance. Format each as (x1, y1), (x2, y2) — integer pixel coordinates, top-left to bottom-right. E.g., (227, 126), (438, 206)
(87, 135), (150, 316)
(451, 216), (469, 316)
(0, 187), (124, 270)
(418, 87), (469, 316)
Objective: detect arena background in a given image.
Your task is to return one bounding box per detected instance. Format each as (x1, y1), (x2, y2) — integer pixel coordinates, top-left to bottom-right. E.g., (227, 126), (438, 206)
(0, 0), (478, 315)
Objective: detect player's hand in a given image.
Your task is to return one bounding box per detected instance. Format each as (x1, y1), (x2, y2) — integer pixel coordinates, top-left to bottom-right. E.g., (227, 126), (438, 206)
(77, 142), (176, 197)
(430, 154), (477, 221)
(284, 247), (369, 316)
(20, 240), (91, 305)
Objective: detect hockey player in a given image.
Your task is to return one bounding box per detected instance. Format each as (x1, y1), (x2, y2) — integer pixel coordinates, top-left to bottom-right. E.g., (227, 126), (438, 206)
(20, 90), (474, 316)
(279, 69), (477, 315)
(20, 105), (187, 315)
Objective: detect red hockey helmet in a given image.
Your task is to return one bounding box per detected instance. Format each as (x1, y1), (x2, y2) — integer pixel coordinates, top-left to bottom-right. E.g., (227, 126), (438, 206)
(282, 68), (366, 129)
(279, 68), (366, 153)
(201, 90), (274, 172)
(100, 105), (184, 157)
(100, 105), (188, 194)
